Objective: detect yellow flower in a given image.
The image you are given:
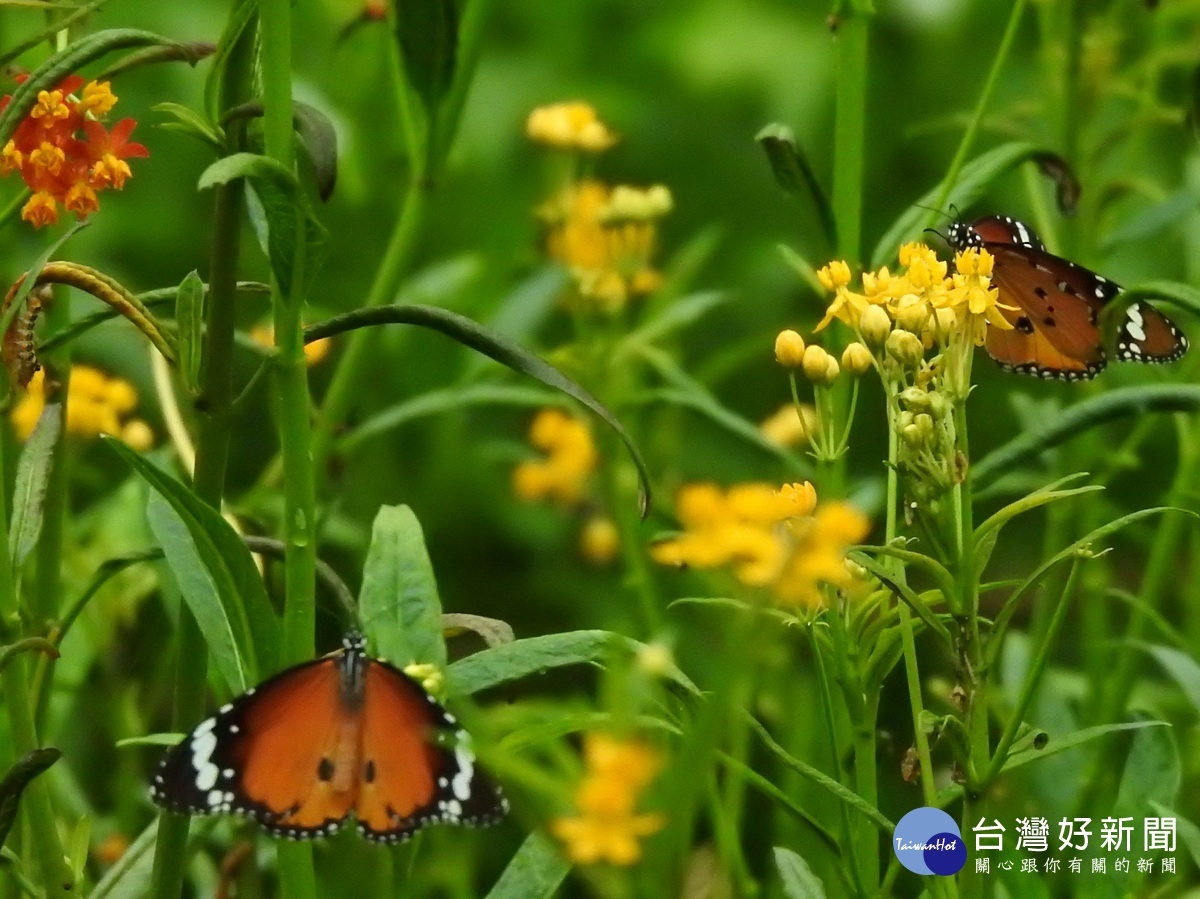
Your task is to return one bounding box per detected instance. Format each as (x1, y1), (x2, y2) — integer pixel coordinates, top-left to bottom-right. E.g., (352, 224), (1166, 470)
(513, 409), (597, 506)
(816, 259), (852, 291)
(11, 367), (153, 447)
(526, 102), (617, 153)
(774, 330), (806, 367)
(841, 341), (873, 377)
(652, 482), (867, 607)
(759, 403), (815, 448)
(78, 80), (118, 116)
(940, 247), (1013, 346)
(551, 733), (665, 866)
(580, 516), (620, 565)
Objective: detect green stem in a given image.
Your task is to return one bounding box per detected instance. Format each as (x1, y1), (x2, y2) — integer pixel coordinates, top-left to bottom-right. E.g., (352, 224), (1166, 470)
(149, 13), (255, 899)
(928, 0), (1028, 223)
(261, 0), (318, 894)
(831, 8), (870, 265)
(0, 435), (73, 895)
(897, 605), (938, 808)
(310, 28), (430, 482)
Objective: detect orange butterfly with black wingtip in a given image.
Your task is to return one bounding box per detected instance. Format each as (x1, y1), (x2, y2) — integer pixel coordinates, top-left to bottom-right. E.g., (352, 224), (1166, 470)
(945, 215), (1188, 380)
(150, 632), (507, 842)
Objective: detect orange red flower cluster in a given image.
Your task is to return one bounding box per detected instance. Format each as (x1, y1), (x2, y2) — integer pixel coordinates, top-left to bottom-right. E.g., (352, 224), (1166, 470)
(0, 75), (147, 228)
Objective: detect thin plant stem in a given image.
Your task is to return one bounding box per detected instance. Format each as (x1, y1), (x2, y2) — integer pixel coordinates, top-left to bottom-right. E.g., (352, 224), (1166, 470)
(260, 0), (318, 895)
(831, 7), (869, 265)
(897, 605), (938, 808)
(926, 0), (1029, 229)
(148, 12), (255, 899)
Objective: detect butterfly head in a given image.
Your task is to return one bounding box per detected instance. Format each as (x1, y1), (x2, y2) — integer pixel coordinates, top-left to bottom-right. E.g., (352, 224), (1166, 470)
(945, 221), (982, 252)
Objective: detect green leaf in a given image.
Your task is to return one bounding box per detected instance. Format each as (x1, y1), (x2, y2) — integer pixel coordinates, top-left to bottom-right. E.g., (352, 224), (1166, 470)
(107, 440), (278, 688)
(1114, 721), (1181, 816)
(153, 102), (223, 150)
(623, 290), (727, 349)
(93, 40), (211, 81)
(88, 818), (211, 899)
(870, 141), (1044, 268)
(756, 123), (835, 248)
(394, 0), (459, 128)
(972, 475), (1101, 580)
(0, 748), (60, 851)
(359, 505), (446, 669)
(294, 102), (339, 202)
(1149, 802), (1200, 869)
(341, 384), (561, 453)
(484, 832), (570, 899)
(1140, 644), (1200, 717)
(447, 631), (699, 697)
(305, 304), (652, 515)
(774, 847), (828, 899)
(0, 30), (185, 146)
(198, 151), (297, 193)
(174, 271), (205, 397)
(1001, 721), (1169, 774)
(202, 0), (257, 123)
(972, 386), (1200, 489)
(9, 403), (61, 568)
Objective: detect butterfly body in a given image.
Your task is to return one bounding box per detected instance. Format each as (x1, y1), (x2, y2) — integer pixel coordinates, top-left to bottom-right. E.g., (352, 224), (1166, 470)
(151, 633), (506, 843)
(946, 215), (1187, 379)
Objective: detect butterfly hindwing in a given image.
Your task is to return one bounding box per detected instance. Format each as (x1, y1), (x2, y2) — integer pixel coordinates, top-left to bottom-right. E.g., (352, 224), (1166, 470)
(356, 661), (507, 843)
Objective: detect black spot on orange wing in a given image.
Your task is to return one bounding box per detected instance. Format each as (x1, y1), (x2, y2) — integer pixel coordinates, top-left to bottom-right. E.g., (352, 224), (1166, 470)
(354, 662), (506, 843)
(984, 244), (1108, 378)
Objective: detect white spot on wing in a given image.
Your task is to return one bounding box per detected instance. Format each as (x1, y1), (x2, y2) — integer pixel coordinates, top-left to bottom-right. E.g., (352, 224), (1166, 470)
(450, 732), (476, 801)
(1124, 305), (1147, 341)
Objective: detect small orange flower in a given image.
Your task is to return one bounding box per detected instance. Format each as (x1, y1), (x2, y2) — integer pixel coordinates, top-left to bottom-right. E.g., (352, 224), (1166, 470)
(0, 75), (147, 228)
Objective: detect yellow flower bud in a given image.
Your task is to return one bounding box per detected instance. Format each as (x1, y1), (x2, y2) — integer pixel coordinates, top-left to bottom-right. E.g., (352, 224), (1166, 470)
(914, 413), (935, 440)
(120, 419), (154, 451)
(823, 355), (841, 385)
(774, 330), (806, 367)
(930, 307), (959, 342)
(885, 329), (925, 368)
(901, 423), (924, 448)
(893, 293), (929, 334)
(841, 342), (873, 377)
(858, 303), (892, 348)
(899, 387), (931, 411)
(817, 259), (852, 292)
(801, 344), (832, 384)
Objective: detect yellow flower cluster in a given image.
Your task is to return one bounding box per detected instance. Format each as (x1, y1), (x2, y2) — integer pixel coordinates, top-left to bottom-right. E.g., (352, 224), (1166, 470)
(651, 481), (869, 607)
(813, 243), (1011, 348)
(528, 103), (671, 312)
(512, 409), (597, 506)
(526, 101), (617, 153)
(551, 733), (665, 865)
(11, 367), (153, 449)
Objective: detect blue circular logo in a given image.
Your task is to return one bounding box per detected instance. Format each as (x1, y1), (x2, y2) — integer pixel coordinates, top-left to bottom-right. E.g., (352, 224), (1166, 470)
(893, 808), (966, 876)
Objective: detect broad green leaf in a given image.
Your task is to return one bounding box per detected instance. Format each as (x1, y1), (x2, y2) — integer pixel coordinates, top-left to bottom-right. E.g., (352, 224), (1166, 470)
(1141, 644), (1200, 716)
(447, 631), (699, 697)
(973, 386), (1200, 489)
(0, 29), (185, 145)
(359, 505), (446, 669)
(305, 304), (652, 514)
(870, 142), (1043, 268)
(1001, 721), (1169, 774)
(774, 847), (828, 899)
(174, 271), (205, 397)
(1114, 721), (1180, 816)
(1148, 802), (1200, 869)
(0, 748), (60, 850)
(198, 152), (296, 192)
(107, 440), (278, 686)
(394, 0), (458, 141)
(757, 123), (835, 248)
(147, 492), (248, 694)
(341, 384), (561, 452)
(484, 832), (570, 899)
(9, 403), (61, 568)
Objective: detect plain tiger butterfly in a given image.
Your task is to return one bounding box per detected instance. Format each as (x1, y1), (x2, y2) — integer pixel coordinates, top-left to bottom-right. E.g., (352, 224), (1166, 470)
(150, 633), (507, 842)
(945, 215), (1188, 380)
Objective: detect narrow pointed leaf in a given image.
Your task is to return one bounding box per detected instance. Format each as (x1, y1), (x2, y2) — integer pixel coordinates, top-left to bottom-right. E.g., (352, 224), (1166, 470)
(0, 749), (61, 850)
(757, 123), (835, 247)
(305, 304), (652, 514)
(774, 847), (828, 899)
(174, 271), (205, 397)
(484, 832), (570, 899)
(10, 403), (61, 567)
